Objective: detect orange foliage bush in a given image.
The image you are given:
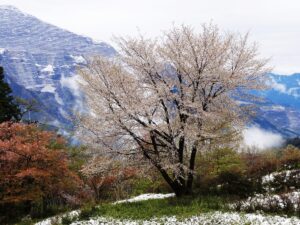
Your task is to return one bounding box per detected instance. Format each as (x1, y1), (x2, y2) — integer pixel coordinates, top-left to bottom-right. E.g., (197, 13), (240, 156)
(0, 122), (82, 208)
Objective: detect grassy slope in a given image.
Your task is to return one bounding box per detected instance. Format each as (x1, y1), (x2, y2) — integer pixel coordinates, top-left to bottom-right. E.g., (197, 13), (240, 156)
(30, 194), (300, 224)
(78, 195), (231, 221)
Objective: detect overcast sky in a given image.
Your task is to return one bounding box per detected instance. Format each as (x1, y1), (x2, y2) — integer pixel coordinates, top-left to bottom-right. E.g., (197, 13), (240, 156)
(1, 0), (300, 74)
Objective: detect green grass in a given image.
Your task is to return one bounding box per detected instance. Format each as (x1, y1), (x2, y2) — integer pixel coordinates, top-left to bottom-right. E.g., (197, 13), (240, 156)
(79, 195), (231, 221)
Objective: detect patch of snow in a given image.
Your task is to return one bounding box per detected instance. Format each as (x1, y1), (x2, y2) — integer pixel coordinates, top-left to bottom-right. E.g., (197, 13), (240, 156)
(41, 84), (56, 93)
(41, 65), (54, 74)
(70, 55), (86, 64)
(26, 84), (46, 90)
(236, 100), (251, 105)
(262, 172), (277, 184)
(49, 119), (61, 127)
(59, 108), (69, 118)
(114, 193), (175, 204)
(271, 105), (285, 111)
(0, 48), (6, 54)
(54, 93), (64, 105)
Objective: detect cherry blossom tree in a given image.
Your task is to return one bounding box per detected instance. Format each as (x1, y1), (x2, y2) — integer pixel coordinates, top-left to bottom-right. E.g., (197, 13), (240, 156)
(78, 24), (270, 196)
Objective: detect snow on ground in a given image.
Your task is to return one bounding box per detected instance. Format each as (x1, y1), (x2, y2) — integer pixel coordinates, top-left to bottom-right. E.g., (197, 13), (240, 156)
(114, 193), (175, 204)
(70, 212), (300, 225)
(262, 171), (281, 184)
(35, 194), (175, 225)
(231, 191), (300, 212)
(262, 169), (300, 185)
(35, 210), (80, 225)
(35, 193), (300, 225)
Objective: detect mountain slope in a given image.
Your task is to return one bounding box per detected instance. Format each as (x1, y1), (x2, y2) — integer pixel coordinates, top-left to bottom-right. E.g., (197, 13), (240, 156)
(0, 5), (115, 134)
(253, 73), (300, 137)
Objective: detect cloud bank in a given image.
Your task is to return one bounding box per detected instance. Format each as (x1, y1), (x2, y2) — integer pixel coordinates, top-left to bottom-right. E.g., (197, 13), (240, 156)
(243, 126), (285, 150)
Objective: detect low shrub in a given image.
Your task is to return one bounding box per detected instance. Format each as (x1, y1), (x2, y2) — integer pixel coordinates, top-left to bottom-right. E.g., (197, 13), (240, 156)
(194, 147), (300, 197)
(195, 148), (252, 197)
(232, 191), (300, 215)
(61, 215), (74, 225)
(79, 205), (98, 220)
(280, 145), (300, 170)
(262, 169), (300, 193)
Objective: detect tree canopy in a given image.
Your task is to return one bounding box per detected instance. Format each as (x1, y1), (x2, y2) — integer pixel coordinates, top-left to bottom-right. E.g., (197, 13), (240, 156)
(78, 24), (270, 196)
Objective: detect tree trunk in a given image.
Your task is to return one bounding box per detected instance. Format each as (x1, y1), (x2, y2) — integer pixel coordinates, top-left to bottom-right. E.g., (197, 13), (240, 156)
(177, 136), (186, 189)
(155, 163), (190, 197)
(172, 180), (187, 197)
(186, 145), (197, 194)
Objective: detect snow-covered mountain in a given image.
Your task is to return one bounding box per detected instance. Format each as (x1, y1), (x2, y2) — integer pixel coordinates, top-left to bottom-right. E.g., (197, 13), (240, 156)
(0, 5), (115, 134)
(252, 73), (300, 138)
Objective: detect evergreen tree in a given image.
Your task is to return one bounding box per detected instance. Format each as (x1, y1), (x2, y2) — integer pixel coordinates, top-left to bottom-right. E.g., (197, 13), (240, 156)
(0, 66), (21, 122)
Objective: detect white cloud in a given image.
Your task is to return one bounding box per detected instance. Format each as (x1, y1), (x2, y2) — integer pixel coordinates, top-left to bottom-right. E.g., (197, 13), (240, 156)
(60, 73), (86, 112)
(270, 80), (287, 93)
(60, 73), (81, 96)
(243, 126), (285, 150)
